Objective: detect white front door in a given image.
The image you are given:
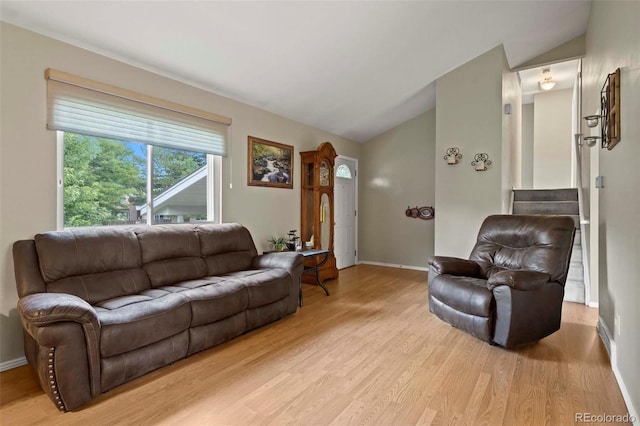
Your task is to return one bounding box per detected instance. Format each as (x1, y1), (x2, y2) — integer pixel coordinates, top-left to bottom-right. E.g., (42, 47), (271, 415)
(334, 157), (357, 269)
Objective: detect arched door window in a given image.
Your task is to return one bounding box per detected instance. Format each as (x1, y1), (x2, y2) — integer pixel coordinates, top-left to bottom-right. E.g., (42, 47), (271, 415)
(335, 164), (352, 179)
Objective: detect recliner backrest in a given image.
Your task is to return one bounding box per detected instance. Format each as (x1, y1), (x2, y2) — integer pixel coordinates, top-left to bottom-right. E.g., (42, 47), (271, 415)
(33, 227), (150, 303)
(135, 224), (208, 287)
(196, 223), (257, 276)
(469, 215), (575, 284)
(16, 222), (260, 301)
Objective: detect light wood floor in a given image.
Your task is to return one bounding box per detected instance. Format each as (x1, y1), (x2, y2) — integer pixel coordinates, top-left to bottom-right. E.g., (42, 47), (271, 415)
(0, 265), (631, 425)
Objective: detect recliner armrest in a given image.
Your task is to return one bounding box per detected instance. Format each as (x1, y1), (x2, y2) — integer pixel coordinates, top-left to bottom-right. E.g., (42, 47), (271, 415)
(487, 270), (551, 291)
(428, 256), (482, 278)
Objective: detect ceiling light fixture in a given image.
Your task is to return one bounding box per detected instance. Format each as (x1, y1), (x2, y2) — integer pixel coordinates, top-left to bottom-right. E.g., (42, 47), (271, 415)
(538, 67), (556, 91)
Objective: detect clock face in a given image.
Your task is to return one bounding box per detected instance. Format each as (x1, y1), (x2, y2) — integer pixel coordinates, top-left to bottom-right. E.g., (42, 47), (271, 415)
(319, 162), (330, 186)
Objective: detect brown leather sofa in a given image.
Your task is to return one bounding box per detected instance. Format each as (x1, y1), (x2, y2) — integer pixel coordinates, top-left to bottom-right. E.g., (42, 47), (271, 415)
(428, 215), (575, 348)
(13, 223), (303, 411)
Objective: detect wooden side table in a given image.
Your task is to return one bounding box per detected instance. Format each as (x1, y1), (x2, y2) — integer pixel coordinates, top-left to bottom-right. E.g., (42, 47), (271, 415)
(299, 249), (330, 306)
(265, 249), (330, 307)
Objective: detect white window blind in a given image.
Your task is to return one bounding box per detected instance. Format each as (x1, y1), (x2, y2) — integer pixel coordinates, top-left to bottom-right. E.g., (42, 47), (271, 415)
(46, 69), (231, 156)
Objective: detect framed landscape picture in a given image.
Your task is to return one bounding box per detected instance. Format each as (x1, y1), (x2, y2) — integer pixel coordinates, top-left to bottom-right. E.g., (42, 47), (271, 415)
(247, 136), (294, 189)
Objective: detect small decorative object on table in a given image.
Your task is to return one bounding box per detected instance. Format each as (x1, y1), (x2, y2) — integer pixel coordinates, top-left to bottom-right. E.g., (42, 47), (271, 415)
(286, 229), (300, 251)
(268, 235), (287, 251)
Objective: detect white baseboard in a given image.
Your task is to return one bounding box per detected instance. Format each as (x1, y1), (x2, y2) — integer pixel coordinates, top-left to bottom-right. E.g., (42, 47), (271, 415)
(358, 260), (428, 272)
(588, 301), (599, 308)
(597, 318), (638, 425)
(597, 317), (612, 358)
(611, 356), (640, 426)
(0, 356), (27, 372)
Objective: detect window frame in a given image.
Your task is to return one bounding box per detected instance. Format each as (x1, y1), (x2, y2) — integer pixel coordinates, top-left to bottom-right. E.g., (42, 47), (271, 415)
(56, 131), (221, 230)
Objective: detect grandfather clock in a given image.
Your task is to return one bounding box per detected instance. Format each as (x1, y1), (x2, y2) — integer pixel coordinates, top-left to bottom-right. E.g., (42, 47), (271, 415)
(300, 142), (339, 283)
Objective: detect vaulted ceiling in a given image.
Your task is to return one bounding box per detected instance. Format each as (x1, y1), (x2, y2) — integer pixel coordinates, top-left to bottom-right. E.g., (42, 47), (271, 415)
(0, 1), (591, 142)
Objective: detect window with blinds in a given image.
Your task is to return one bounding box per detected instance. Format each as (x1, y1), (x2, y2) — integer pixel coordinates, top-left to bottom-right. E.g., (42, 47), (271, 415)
(48, 69), (227, 228)
(46, 69), (231, 156)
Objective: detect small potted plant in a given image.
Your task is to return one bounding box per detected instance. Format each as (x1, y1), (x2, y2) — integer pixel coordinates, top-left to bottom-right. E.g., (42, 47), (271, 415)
(268, 235), (287, 251)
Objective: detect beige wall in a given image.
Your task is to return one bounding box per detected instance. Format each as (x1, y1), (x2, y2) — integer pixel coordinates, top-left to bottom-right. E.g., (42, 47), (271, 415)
(521, 103), (534, 188)
(583, 1), (640, 415)
(359, 109), (435, 268)
(434, 46), (507, 258)
(533, 89), (573, 189)
(0, 23), (361, 363)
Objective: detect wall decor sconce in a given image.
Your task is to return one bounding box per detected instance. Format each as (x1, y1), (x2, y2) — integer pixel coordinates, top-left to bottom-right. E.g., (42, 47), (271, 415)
(582, 68), (621, 150)
(584, 115), (601, 128)
(405, 206), (435, 220)
(472, 153), (492, 171)
(583, 136), (600, 148)
(444, 147), (462, 165)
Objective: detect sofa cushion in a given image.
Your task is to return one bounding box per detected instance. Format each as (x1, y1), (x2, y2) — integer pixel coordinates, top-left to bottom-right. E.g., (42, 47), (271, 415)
(429, 275), (493, 317)
(180, 280), (248, 327)
(188, 313), (246, 356)
(134, 224), (200, 263)
(47, 268), (151, 305)
(197, 224), (257, 275)
(224, 269), (290, 308)
(95, 292), (191, 357)
(143, 257), (208, 287)
(203, 252), (256, 277)
(246, 298), (289, 330)
(157, 277), (226, 293)
(100, 331), (189, 392)
(135, 225), (207, 286)
(35, 227), (141, 282)
(197, 224), (258, 257)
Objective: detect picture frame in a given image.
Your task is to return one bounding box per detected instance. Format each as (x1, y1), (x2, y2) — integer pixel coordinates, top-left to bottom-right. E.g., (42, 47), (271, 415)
(247, 136), (294, 189)
(601, 68), (621, 150)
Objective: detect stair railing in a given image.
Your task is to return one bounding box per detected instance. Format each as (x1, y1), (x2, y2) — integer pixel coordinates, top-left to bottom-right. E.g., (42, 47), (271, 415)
(573, 132), (591, 305)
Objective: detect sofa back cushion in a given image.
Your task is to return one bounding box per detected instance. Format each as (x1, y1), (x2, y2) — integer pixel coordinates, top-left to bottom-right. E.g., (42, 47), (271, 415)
(34, 227), (149, 304)
(469, 215), (575, 284)
(135, 224), (207, 287)
(196, 224), (257, 275)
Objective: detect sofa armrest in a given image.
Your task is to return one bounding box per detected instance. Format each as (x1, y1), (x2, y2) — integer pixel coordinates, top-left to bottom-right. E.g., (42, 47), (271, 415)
(253, 252), (304, 314)
(487, 270), (551, 291)
(19, 293), (100, 332)
(18, 293), (101, 409)
(253, 252), (304, 273)
(428, 256), (482, 278)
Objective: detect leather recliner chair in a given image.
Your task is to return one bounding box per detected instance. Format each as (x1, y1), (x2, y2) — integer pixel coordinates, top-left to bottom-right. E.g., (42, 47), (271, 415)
(428, 215), (575, 348)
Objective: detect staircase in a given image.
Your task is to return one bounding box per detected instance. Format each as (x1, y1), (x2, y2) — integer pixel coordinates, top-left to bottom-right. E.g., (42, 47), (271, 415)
(512, 188), (585, 303)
